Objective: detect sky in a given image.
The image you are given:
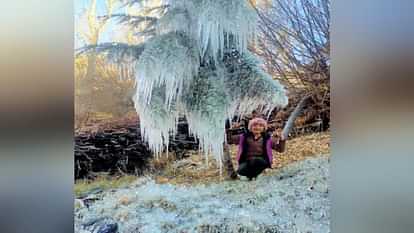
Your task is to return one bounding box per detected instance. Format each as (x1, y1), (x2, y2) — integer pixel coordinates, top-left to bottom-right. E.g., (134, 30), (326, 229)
(74, 0), (124, 48)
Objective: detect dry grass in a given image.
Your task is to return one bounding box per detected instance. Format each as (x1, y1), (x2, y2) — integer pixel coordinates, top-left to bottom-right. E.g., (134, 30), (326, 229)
(154, 154), (223, 185)
(271, 131), (330, 169)
(75, 175), (138, 197)
(155, 131), (330, 185)
(74, 132), (330, 194)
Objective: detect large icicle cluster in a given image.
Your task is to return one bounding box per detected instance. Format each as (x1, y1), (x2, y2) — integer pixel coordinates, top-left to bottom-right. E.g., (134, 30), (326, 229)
(159, 0), (257, 59)
(183, 66), (229, 172)
(135, 32), (199, 107)
(133, 85), (181, 158)
(196, 0), (257, 60)
(132, 0), (288, 165)
(223, 50), (289, 118)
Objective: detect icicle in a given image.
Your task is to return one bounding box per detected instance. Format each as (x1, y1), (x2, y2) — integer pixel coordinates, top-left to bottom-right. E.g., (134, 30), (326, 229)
(133, 85), (181, 157)
(224, 51), (288, 118)
(196, 0), (257, 60)
(135, 32), (199, 108)
(182, 66), (228, 167)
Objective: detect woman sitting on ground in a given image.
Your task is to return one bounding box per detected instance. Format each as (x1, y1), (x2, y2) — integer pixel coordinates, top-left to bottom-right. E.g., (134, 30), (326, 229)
(227, 117), (286, 181)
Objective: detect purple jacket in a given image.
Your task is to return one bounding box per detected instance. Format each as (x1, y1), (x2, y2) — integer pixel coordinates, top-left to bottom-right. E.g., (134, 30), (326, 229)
(230, 133), (286, 168)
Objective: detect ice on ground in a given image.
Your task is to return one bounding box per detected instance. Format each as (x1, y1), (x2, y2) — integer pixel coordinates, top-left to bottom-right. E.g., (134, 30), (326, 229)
(75, 156), (330, 233)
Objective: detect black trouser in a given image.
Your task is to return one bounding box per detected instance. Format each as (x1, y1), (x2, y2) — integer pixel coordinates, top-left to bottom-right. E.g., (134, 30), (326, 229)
(237, 157), (268, 179)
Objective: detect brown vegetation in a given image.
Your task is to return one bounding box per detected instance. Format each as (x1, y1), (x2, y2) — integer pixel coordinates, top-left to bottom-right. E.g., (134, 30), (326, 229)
(153, 131), (330, 185)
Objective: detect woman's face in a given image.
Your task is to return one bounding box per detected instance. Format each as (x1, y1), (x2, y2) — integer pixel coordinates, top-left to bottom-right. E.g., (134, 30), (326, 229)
(251, 124), (265, 135)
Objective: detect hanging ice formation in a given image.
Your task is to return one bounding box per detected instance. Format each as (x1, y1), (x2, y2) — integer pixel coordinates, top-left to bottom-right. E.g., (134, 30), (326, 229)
(132, 0), (288, 166)
(223, 50), (289, 119)
(135, 32), (199, 107)
(183, 66), (229, 171)
(133, 85), (181, 158)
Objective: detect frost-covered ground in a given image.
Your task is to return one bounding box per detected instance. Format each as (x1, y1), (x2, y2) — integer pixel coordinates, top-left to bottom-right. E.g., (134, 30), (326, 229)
(75, 155), (329, 233)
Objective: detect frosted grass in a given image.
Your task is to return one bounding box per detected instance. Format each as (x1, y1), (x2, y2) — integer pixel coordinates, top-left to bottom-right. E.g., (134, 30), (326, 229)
(75, 156), (330, 233)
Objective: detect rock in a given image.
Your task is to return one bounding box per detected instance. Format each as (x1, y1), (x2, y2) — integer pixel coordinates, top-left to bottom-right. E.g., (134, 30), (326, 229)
(82, 217), (118, 233)
(82, 197), (102, 208)
(97, 223), (118, 233)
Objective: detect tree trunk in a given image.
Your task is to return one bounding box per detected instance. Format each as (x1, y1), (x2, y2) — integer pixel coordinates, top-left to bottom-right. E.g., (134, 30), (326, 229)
(282, 95), (311, 139)
(222, 142), (238, 180)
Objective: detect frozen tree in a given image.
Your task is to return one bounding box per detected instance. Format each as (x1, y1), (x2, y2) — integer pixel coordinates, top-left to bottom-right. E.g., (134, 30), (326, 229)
(78, 0), (288, 177)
